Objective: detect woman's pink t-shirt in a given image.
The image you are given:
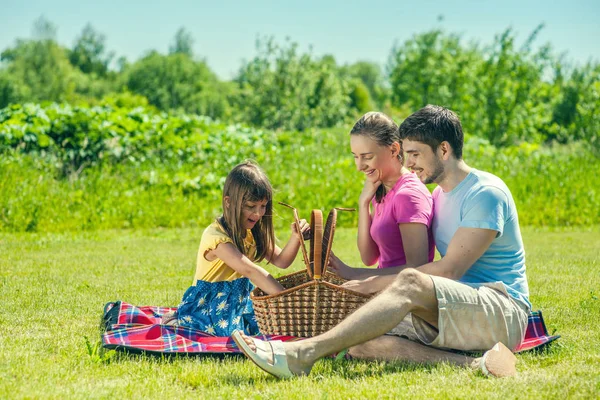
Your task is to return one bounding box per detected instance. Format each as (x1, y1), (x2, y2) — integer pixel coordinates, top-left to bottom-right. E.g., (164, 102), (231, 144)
(369, 172), (435, 268)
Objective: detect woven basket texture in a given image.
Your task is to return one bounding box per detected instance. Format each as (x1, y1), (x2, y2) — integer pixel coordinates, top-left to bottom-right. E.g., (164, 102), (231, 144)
(251, 206), (371, 337)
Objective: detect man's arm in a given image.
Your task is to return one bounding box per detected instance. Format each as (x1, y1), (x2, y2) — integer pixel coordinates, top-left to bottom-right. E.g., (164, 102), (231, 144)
(341, 227), (497, 294)
(417, 227), (497, 279)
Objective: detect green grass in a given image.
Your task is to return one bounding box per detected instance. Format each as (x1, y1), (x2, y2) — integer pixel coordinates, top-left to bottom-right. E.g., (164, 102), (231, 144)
(1, 227), (599, 399)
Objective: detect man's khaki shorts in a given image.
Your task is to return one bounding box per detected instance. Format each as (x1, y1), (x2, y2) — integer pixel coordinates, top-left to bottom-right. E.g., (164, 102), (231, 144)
(387, 275), (529, 352)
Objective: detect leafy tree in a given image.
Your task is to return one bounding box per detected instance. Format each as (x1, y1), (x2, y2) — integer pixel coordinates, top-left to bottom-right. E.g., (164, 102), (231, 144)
(472, 26), (554, 145)
(32, 15), (57, 41)
(69, 23), (114, 76)
(0, 17), (93, 106)
(169, 27), (194, 57)
(348, 79), (373, 113)
(234, 37), (352, 130)
(125, 51), (227, 118)
(0, 70), (30, 107)
(1, 38), (78, 104)
(387, 30), (481, 111)
(343, 61), (389, 108)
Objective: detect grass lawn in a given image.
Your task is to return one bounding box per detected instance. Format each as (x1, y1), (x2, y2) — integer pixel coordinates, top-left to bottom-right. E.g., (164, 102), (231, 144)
(1, 226), (599, 399)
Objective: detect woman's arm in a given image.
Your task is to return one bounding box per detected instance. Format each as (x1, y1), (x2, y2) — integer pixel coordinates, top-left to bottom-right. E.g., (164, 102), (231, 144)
(357, 197), (380, 266)
(268, 219), (309, 269)
(332, 223), (430, 281)
(209, 242), (284, 295)
(398, 223), (430, 268)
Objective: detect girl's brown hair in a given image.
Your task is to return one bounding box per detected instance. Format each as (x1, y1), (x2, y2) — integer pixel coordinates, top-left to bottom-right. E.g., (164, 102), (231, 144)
(350, 111), (403, 203)
(220, 161), (274, 262)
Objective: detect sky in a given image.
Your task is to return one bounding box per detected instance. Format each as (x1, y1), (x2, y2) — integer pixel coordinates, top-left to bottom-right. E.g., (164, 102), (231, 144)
(1, 0), (599, 79)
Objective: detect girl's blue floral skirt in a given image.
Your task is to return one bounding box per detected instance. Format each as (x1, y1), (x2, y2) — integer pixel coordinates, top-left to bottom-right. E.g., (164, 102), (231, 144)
(176, 277), (259, 336)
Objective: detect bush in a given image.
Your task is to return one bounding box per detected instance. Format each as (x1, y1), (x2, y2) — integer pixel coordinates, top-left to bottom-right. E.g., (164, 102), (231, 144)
(0, 103), (598, 232)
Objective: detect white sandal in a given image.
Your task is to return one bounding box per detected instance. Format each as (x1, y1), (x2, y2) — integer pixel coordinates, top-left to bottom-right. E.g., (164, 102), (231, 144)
(231, 330), (297, 379)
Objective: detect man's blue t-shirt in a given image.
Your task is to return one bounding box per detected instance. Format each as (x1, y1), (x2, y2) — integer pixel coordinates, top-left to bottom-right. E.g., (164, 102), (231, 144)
(432, 169), (530, 310)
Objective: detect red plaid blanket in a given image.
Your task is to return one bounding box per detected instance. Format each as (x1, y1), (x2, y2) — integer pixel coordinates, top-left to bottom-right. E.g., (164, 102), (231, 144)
(101, 301), (559, 354)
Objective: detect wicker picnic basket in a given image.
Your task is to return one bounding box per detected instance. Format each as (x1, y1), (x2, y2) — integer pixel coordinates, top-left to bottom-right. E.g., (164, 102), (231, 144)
(251, 203), (373, 337)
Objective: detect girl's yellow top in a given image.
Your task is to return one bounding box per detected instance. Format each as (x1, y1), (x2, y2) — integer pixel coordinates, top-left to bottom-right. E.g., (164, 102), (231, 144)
(193, 220), (256, 283)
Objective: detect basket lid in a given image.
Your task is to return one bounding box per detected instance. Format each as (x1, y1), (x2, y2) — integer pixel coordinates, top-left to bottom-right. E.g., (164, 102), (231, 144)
(319, 208), (354, 278)
(278, 202), (311, 272)
(278, 202), (354, 280)
(309, 210), (323, 278)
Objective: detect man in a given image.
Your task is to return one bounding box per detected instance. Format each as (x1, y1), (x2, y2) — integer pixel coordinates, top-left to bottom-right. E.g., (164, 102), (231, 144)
(232, 105), (530, 379)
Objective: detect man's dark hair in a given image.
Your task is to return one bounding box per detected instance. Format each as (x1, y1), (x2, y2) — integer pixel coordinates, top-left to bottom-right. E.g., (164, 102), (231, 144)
(398, 105), (464, 159)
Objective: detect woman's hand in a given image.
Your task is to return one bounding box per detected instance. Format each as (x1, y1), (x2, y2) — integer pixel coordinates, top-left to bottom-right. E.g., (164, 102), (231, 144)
(328, 252), (358, 280)
(358, 170), (382, 207)
(291, 218), (310, 241)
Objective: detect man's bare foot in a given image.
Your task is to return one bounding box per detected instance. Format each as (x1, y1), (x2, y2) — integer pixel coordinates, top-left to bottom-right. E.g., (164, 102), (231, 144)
(473, 342), (517, 378)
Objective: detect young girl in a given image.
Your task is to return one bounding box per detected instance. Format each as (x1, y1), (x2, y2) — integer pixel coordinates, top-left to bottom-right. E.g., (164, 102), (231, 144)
(330, 112), (435, 293)
(174, 161), (308, 336)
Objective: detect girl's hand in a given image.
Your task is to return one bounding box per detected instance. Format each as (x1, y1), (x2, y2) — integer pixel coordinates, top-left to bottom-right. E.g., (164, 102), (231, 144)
(328, 252), (358, 280)
(291, 218), (310, 241)
(358, 170), (382, 206)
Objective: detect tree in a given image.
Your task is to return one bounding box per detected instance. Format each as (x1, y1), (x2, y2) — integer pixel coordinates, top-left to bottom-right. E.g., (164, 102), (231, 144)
(169, 27), (194, 57)
(0, 70), (30, 107)
(343, 61), (389, 108)
(387, 30), (480, 110)
(234, 37), (352, 130)
(32, 15), (57, 41)
(125, 51), (227, 118)
(1, 38), (78, 104)
(69, 24), (114, 76)
(0, 17), (115, 106)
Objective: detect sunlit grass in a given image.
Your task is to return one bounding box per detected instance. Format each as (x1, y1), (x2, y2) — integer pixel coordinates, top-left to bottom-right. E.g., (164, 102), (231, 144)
(1, 227), (599, 398)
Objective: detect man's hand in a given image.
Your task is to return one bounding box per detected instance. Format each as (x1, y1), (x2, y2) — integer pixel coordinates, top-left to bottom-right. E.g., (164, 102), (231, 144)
(341, 275), (393, 294)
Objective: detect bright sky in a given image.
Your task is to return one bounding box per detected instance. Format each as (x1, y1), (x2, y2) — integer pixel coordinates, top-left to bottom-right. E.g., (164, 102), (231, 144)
(1, 0), (599, 79)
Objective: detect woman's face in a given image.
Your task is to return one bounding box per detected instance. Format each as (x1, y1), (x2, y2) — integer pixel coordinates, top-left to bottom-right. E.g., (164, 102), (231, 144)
(350, 134), (397, 183)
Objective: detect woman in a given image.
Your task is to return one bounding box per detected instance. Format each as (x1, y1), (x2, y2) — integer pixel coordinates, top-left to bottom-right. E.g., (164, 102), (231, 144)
(330, 111), (434, 294)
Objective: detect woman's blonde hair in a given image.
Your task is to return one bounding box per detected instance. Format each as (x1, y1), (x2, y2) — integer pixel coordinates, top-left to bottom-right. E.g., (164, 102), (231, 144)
(220, 161), (274, 262)
(350, 111), (403, 202)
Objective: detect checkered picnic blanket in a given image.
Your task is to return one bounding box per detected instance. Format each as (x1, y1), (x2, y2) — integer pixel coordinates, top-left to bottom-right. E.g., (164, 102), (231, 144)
(101, 301), (299, 354)
(101, 301), (559, 354)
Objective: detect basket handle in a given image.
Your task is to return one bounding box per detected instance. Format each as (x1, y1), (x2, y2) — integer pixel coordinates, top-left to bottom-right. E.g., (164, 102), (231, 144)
(278, 202), (311, 276)
(321, 207), (355, 276)
(311, 210), (324, 279)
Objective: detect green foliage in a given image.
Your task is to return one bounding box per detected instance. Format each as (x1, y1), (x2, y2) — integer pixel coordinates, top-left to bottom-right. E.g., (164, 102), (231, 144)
(0, 38), (80, 106)
(69, 23), (114, 77)
(1, 18), (598, 148)
(387, 27), (600, 148)
(124, 51), (228, 119)
(546, 63), (600, 149)
(342, 61), (389, 108)
(234, 38), (353, 130)
(0, 103), (598, 233)
(169, 27), (194, 57)
(388, 30), (479, 110)
(348, 79), (374, 113)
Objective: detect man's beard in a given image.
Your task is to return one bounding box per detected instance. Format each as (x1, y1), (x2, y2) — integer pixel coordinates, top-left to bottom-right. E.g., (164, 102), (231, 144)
(423, 159), (445, 185)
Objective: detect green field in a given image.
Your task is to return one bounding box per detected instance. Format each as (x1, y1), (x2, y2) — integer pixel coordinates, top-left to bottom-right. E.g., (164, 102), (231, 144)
(1, 226), (599, 399)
